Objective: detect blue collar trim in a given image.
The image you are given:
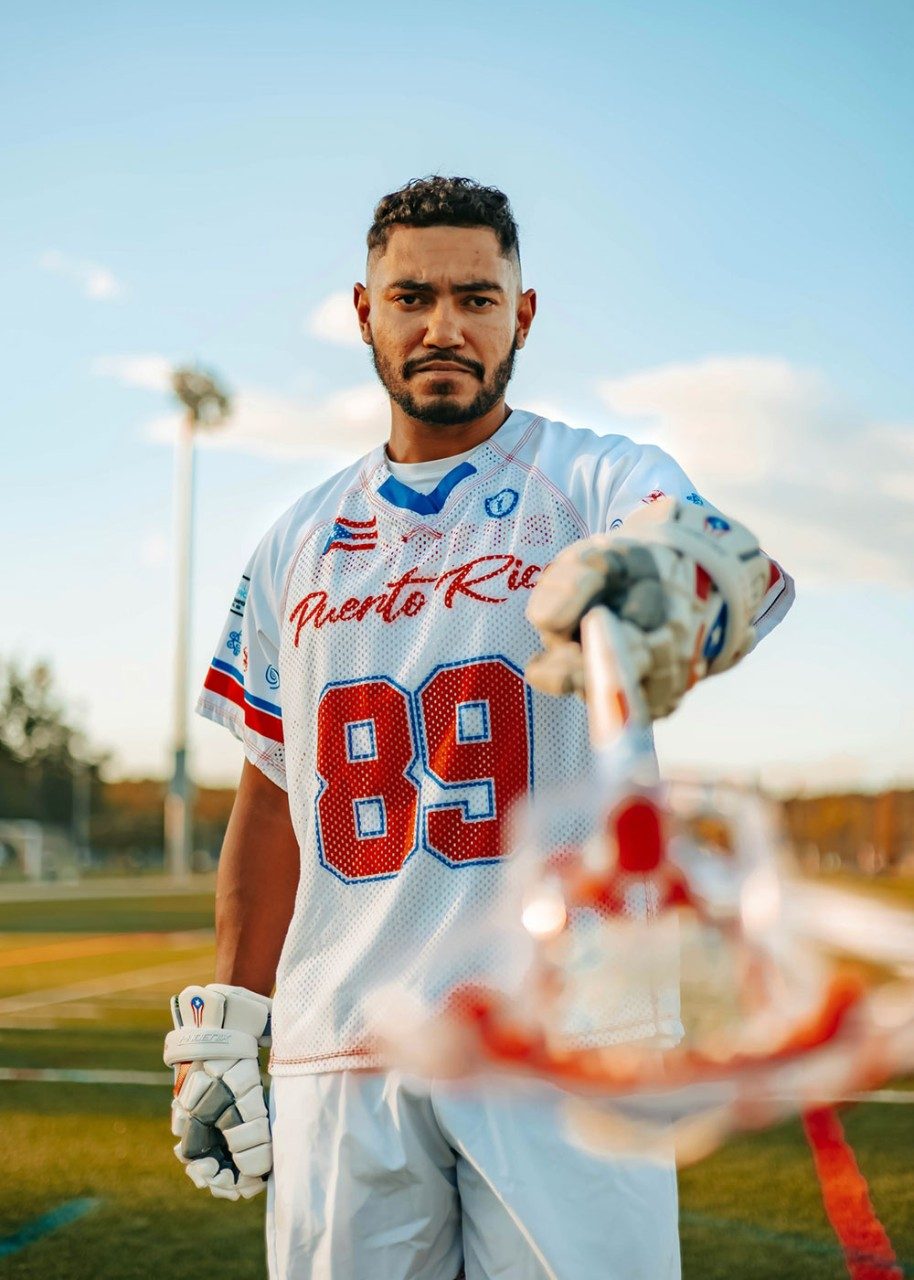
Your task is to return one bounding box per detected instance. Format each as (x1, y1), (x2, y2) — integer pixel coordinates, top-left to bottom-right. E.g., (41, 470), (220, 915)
(377, 460), (477, 515)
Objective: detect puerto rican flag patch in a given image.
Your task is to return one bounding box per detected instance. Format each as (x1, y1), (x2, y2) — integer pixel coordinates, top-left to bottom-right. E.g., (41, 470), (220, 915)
(323, 515), (378, 554)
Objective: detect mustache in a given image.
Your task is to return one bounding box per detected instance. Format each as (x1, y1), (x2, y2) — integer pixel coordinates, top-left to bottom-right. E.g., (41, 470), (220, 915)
(403, 353), (485, 381)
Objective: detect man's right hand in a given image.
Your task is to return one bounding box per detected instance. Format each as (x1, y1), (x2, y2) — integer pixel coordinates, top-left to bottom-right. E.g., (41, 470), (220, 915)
(163, 983), (272, 1200)
(525, 497), (770, 718)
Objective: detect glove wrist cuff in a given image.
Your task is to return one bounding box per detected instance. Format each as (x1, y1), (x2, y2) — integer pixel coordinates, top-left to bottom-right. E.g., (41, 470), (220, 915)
(163, 1025), (259, 1066)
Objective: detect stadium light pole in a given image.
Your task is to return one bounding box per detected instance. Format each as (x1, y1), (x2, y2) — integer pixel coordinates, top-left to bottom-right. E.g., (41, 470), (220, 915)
(70, 701), (91, 876)
(165, 367), (232, 880)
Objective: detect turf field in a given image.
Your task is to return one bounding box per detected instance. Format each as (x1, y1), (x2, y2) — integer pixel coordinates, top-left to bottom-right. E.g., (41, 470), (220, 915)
(1, 884), (911, 1279)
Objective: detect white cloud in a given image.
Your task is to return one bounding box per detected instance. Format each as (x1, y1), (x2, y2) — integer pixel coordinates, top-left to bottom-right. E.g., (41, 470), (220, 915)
(306, 290), (362, 347)
(144, 383), (389, 460)
(522, 397), (577, 425)
(95, 350), (389, 459)
(597, 356), (914, 588)
(40, 250), (124, 301)
(600, 357), (841, 483)
(92, 353), (174, 392)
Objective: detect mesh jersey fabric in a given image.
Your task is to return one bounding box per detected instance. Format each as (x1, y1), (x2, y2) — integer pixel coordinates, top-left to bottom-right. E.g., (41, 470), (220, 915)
(385, 445), (479, 493)
(196, 410), (794, 1074)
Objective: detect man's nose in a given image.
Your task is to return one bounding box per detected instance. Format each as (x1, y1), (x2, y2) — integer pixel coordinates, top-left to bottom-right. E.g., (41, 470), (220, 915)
(422, 301), (464, 349)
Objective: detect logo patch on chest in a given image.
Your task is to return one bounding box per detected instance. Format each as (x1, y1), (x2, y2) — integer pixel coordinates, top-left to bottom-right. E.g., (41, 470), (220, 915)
(484, 488), (519, 518)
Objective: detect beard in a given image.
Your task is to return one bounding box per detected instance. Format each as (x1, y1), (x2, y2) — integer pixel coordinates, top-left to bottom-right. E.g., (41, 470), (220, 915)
(370, 339), (518, 426)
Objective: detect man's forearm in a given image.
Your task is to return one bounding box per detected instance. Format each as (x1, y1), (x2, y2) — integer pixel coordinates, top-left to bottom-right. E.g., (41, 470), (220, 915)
(214, 758), (300, 996)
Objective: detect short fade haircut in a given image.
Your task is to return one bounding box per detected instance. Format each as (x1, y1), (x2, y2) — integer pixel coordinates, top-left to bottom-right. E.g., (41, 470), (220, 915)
(367, 175), (520, 265)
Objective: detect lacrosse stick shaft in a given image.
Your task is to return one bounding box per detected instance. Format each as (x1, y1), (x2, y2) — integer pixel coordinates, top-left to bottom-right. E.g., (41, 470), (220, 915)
(580, 606), (658, 789)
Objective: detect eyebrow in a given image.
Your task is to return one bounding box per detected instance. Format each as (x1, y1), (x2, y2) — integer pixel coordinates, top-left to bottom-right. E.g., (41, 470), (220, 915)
(388, 278), (505, 295)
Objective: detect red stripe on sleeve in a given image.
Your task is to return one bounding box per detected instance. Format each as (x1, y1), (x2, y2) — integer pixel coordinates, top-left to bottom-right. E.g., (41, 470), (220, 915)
(203, 667), (284, 744)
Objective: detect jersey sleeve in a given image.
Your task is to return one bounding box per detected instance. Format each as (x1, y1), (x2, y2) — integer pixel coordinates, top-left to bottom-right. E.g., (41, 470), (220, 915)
(195, 536), (287, 791)
(749, 555), (795, 644)
(598, 442), (703, 532)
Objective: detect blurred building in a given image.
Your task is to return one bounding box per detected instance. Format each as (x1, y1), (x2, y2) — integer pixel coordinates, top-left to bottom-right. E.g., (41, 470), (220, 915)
(782, 789), (914, 873)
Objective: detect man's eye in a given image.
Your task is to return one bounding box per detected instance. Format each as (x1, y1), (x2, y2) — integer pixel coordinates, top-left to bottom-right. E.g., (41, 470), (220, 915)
(467, 297), (495, 308)
(395, 294), (421, 306)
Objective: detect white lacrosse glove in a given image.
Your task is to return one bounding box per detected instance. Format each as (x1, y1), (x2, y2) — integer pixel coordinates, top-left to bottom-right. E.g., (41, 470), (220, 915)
(526, 497), (771, 718)
(163, 983), (272, 1201)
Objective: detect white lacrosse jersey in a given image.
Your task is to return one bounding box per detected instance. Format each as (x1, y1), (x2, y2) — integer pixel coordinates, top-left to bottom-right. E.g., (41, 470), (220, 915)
(197, 410), (793, 1074)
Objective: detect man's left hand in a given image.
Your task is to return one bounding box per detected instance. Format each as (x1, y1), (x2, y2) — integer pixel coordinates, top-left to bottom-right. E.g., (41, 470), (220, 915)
(164, 983), (273, 1201)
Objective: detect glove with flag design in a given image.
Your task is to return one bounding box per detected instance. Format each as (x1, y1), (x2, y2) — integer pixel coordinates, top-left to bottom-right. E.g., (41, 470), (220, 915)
(525, 497), (772, 719)
(164, 984), (272, 1200)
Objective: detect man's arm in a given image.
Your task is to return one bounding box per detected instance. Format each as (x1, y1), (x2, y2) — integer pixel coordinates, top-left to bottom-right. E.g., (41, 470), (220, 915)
(214, 758), (300, 996)
(162, 761), (299, 1200)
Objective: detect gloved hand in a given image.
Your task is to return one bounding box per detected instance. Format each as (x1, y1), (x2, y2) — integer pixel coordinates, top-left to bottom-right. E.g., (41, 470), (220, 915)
(525, 498), (771, 718)
(164, 983), (272, 1200)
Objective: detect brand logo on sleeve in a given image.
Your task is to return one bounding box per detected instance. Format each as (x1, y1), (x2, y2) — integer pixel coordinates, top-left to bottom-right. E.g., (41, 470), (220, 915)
(265, 665), (280, 689)
(226, 631), (242, 656)
(230, 576), (250, 619)
(323, 515), (378, 554)
(484, 488), (519, 518)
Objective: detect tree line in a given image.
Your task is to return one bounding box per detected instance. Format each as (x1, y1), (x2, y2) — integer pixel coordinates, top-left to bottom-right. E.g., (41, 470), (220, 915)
(0, 662), (231, 868)
(0, 660), (103, 826)
(3, 660), (911, 875)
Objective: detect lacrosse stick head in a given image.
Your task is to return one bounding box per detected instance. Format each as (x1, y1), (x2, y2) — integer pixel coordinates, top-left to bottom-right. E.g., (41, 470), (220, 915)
(372, 607), (914, 1163)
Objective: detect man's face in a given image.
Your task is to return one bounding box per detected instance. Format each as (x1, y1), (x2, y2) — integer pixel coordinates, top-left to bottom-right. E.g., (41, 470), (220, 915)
(355, 225), (535, 426)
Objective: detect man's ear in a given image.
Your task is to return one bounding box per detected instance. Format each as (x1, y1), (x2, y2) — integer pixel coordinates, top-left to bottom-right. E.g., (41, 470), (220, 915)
(354, 282), (372, 344)
(515, 288), (537, 350)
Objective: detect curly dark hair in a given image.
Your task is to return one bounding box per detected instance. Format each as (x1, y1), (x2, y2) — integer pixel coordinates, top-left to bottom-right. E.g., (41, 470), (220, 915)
(367, 175), (520, 262)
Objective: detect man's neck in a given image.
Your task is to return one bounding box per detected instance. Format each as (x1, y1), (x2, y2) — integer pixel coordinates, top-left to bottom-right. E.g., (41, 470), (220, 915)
(386, 401), (511, 464)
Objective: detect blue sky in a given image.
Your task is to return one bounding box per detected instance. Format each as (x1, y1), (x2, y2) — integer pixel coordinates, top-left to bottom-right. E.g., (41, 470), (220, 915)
(3, 1), (912, 790)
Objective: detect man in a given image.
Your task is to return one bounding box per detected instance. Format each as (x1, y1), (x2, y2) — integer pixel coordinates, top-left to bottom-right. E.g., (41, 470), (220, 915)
(164, 176), (792, 1279)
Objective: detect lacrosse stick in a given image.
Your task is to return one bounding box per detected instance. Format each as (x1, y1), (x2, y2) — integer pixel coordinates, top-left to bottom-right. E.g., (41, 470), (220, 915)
(381, 606), (912, 1148)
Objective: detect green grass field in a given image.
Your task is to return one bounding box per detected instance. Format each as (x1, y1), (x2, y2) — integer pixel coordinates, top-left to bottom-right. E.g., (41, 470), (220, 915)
(1, 886), (912, 1279)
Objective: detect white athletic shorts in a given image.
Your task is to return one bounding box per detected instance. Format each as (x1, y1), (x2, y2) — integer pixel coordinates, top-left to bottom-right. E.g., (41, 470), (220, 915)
(266, 1071), (680, 1280)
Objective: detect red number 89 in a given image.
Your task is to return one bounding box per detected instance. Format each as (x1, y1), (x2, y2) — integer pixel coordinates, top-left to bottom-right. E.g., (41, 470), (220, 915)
(315, 657), (531, 882)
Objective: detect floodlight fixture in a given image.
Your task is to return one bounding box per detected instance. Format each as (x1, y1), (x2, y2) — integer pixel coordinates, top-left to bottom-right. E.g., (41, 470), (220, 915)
(171, 366), (232, 428)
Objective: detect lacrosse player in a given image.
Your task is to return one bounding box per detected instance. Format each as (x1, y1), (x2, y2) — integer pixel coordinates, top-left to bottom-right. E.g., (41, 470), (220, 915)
(164, 176), (793, 1279)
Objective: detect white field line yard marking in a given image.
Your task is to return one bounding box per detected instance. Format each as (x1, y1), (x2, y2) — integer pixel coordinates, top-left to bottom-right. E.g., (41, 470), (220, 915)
(0, 1067), (170, 1086)
(848, 1090), (914, 1103)
(0, 1065), (909, 1102)
(0, 930), (213, 969)
(2, 994), (200, 1025)
(0, 873), (217, 904)
(0, 1003), (175, 1023)
(2, 1007), (116, 1025)
(0, 956), (212, 1016)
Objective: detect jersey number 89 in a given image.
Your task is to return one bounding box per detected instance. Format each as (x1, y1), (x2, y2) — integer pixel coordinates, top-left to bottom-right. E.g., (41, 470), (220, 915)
(315, 657), (532, 882)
